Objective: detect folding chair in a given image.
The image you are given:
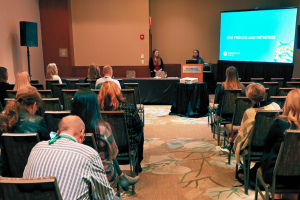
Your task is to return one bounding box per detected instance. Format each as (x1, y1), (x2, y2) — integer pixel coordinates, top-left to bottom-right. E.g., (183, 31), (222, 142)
(121, 89), (137, 109)
(44, 111), (70, 132)
(86, 79), (97, 89)
(6, 90), (17, 98)
(269, 96), (286, 109)
(75, 83), (91, 89)
(31, 84), (45, 90)
(38, 90), (53, 98)
(66, 79), (79, 89)
(46, 80), (59, 90)
(62, 89), (78, 111)
(208, 82), (222, 131)
(277, 88), (295, 96)
(51, 84), (68, 108)
(250, 78), (264, 85)
(263, 82), (278, 97)
(30, 80), (39, 84)
(39, 98), (63, 117)
(285, 81), (300, 89)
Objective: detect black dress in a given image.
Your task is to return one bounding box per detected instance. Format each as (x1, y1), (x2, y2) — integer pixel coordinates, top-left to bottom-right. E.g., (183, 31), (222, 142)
(149, 57), (164, 77)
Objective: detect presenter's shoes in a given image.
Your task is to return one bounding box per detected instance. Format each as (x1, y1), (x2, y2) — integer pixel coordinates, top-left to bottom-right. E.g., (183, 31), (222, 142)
(119, 174), (140, 191)
(220, 144), (232, 153)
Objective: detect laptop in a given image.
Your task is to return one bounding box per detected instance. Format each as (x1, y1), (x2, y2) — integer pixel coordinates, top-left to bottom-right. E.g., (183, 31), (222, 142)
(186, 60), (198, 64)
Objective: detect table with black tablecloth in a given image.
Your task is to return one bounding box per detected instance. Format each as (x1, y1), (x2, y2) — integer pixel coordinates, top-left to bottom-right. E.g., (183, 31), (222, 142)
(170, 82), (209, 117)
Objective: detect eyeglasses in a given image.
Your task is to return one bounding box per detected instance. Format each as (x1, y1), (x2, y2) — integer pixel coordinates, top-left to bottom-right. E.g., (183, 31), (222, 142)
(81, 129), (86, 142)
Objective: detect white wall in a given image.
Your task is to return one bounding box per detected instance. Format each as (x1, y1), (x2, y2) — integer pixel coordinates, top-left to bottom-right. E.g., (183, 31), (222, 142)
(0, 0), (44, 84)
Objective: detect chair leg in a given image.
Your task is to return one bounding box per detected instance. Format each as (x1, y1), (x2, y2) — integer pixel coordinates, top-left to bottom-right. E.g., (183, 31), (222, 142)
(235, 164), (239, 179)
(243, 156), (248, 195)
(228, 148), (231, 164)
(255, 176), (258, 200)
(217, 122), (221, 146)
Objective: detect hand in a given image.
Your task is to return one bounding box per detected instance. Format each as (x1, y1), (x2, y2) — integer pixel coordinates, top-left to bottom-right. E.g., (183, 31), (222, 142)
(154, 70), (157, 72)
(159, 69), (162, 71)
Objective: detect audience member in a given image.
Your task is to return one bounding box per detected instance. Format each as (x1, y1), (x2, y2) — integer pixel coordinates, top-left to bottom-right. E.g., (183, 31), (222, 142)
(23, 115), (119, 200)
(191, 49), (205, 64)
(248, 89), (300, 198)
(45, 63), (62, 84)
(0, 86), (49, 176)
(149, 49), (164, 77)
(71, 89), (140, 191)
(98, 81), (144, 173)
(13, 71), (31, 91)
(95, 65), (121, 89)
(84, 63), (101, 82)
(0, 67), (11, 107)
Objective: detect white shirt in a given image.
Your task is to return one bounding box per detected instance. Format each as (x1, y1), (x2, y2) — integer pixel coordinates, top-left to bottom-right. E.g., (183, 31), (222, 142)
(52, 75), (62, 84)
(95, 76), (121, 89)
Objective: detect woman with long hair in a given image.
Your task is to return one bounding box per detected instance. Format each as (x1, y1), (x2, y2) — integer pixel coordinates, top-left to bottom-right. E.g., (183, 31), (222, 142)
(71, 89), (140, 191)
(0, 67), (11, 107)
(149, 49), (164, 77)
(0, 86), (49, 176)
(84, 63), (101, 82)
(45, 63), (62, 84)
(13, 71), (31, 91)
(191, 49), (205, 64)
(215, 66), (245, 116)
(98, 81), (144, 172)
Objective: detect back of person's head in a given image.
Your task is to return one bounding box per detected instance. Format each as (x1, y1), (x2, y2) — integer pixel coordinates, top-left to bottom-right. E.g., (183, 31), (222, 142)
(223, 66), (244, 90)
(45, 63), (58, 79)
(281, 89), (300, 129)
(58, 115), (85, 143)
(246, 83), (265, 103)
(98, 81), (125, 111)
(95, 64), (101, 77)
(0, 86), (42, 132)
(71, 89), (101, 133)
(0, 67), (8, 82)
(14, 71), (31, 90)
(88, 63), (98, 79)
(103, 65), (112, 76)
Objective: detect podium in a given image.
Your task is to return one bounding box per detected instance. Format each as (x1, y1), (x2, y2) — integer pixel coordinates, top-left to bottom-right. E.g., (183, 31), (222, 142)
(181, 64), (203, 82)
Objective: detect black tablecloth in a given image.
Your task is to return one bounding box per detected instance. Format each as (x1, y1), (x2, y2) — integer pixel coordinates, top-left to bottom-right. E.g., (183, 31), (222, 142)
(170, 82), (209, 117)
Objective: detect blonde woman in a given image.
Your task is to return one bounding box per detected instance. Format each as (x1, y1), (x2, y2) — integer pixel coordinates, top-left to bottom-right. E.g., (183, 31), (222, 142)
(45, 63), (62, 84)
(13, 71), (31, 90)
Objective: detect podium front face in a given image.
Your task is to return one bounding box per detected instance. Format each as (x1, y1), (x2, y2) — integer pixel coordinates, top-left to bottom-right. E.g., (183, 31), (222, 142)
(181, 64), (203, 82)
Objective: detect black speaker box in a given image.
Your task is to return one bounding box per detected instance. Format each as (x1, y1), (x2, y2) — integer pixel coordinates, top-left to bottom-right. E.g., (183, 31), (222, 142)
(297, 25), (300, 49)
(20, 21), (38, 47)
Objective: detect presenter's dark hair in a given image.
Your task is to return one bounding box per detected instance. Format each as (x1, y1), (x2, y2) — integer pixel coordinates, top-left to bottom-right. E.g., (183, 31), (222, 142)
(193, 49), (199, 57)
(71, 89), (101, 133)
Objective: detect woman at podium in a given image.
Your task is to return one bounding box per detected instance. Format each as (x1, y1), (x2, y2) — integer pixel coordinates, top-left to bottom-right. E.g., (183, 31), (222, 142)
(149, 49), (164, 77)
(192, 49), (205, 64)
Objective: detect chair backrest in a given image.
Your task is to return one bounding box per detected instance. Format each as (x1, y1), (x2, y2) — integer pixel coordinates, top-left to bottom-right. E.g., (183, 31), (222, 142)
(91, 89), (99, 96)
(31, 84), (44, 90)
(44, 111), (70, 132)
(121, 89), (137, 109)
(214, 82), (223, 103)
(6, 90), (17, 98)
(86, 79), (97, 89)
(46, 80), (59, 90)
(232, 97), (253, 126)
(0, 101), (3, 113)
(66, 79), (79, 89)
(277, 88), (295, 96)
(117, 79), (123, 89)
(9, 84), (15, 90)
(100, 111), (130, 154)
(62, 89), (78, 111)
(263, 82), (278, 97)
(126, 70), (136, 78)
(75, 83), (91, 89)
(38, 90), (53, 98)
(51, 84), (68, 106)
(3, 98), (15, 107)
(220, 89), (242, 117)
(123, 83), (141, 105)
(265, 88), (269, 101)
(291, 78), (300, 82)
(275, 130), (300, 177)
(271, 78), (285, 88)
(241, 82), (252, 88)
(1, 133), (40, 177)
(270, 96), (286, 109)
(83, 133), (98, 151)
(30, 80), (39, 84)
(0, 176), (62, 200)
(251, 110), (281, 149)
(250, 78), (264, 84)
(286, 81), (300, 89)
(40, 98), (62, 117)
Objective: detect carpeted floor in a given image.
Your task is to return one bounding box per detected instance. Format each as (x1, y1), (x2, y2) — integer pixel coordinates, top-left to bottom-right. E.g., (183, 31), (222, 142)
(119, 105), (297, 200)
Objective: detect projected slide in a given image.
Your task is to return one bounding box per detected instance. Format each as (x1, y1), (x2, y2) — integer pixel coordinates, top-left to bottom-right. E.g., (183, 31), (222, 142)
(219, 8), (298, 63)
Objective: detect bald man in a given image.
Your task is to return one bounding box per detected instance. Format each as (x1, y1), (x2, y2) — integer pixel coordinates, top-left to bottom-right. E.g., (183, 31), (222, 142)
(23, 116), (119, 200)
(95, 65), (121, 89)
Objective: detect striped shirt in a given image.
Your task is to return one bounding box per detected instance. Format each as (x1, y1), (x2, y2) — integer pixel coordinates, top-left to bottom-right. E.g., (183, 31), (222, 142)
(23, 132), (114, 200)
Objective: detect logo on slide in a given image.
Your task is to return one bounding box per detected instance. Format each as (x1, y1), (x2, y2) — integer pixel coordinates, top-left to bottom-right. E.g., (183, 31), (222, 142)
(223, 51), (228, 56)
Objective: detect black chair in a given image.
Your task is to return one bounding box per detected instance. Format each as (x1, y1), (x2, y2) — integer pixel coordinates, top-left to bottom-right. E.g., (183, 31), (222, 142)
(46, 80), (59, 90)
(117, 79), (123, 89)
(83, 133), (98, 151)
(250, 78), (264, 85)
(6, 90), (17, 98)
(0, 176), (62, 200)
(285, 81), (300, 89)
(121, 89), (137, 109)
(263, 82), (278, 97)
(31, 84), (44, 90)
(75, 83), (90, 89)
(1, 133), (40, 177)
(30, 80), (39, 84)
(0, 102), (3, 113)
(51, 84), (68, 108)
(101, 111), (138, 194)
(62, 89), (78, 111)
(271, 78), (285, 92)
(208, 82), (222, 130)
(91, 89), (99, 96)
(291, 78), (300, 82)
(39, 98), (63, 117)
(269, 96), (286, 109)
(38, 90), (53, 98)
(9, 84), (14, 90)
(44, 111), (70, 132)
(86, 79), (97, 89)
(66, 79), (79, 90)
(241, 82), (252, 88)
(277, 88), (295, 96)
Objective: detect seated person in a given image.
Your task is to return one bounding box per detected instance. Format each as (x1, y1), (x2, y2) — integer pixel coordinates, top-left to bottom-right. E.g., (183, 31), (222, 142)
(227, 83), (280, 166)
(45, 63), (62, 84)
(13, 71), (31, 91)
(23, 116), (119, 200)
(149, 49), (164, 77)
(191, 49), (204, 64)
(249, 89), (300, 199)
(71, 89), (140, 191)
(84, 63), (101, 82)
(0, 67), (11, 107)
(95, 65), (121, 89)
(98, 81), (144, 173)
(0, 86), (49, 176)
